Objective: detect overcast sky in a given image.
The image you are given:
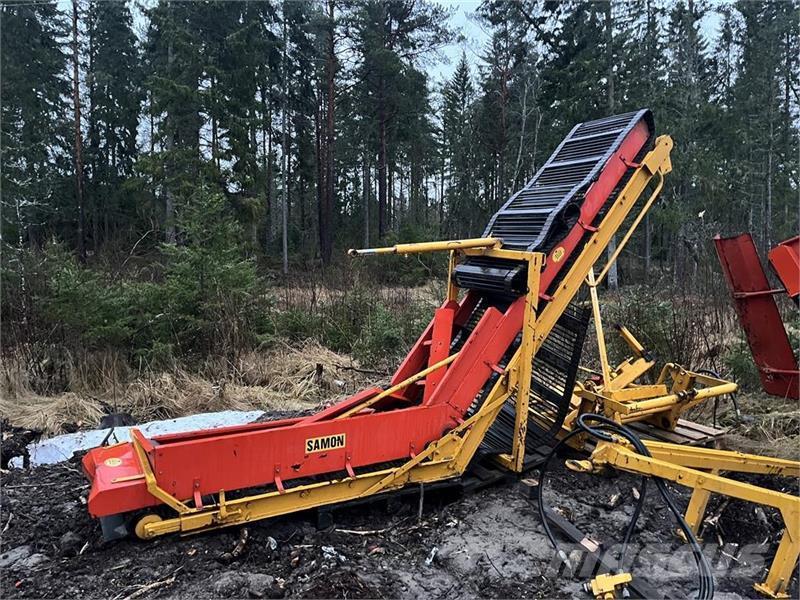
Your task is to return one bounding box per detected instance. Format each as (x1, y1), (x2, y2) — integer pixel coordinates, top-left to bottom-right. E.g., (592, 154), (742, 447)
(431, 0), (726, 85)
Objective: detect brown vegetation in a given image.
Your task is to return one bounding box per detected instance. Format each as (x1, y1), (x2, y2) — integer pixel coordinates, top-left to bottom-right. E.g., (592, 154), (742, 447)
(0, 341), (370, 435)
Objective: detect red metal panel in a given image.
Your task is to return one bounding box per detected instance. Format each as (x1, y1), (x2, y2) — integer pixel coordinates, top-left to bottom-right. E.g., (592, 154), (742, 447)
(714, 234), (799, 399)
(389, 295), (476, 401)
(423, 306), (455, 402)
(768, 236), (800, 300)
(424, 300), (525, 418)
(300, 387), (382, 423)
(151, 416), (306, 444)
(84, 403), (451, 517)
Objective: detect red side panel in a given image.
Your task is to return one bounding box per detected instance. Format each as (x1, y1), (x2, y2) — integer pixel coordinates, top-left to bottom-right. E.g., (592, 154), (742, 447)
(425, 301), (523, 417)
(83, 403), (452, 517)
(768, 236), (800, 300)
(389, 294), (477, 400)
(714, 234), (799, 399)
(300, 387), (382, 423)
(423, 306), (455, 402)
(539, 120), (651, 296)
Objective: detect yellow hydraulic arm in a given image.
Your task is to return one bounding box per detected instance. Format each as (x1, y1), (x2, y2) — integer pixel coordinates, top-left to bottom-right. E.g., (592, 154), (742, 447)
(571, 439), (800, 598)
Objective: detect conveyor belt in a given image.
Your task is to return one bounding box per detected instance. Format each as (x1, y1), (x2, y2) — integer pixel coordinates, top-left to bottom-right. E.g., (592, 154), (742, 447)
(485, 110), (652, 252)
(470, 301), (589, 457)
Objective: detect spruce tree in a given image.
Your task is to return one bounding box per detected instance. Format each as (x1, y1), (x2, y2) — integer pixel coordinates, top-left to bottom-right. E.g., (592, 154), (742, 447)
(85, 0), (143, 247)
(1, 1), (70, 247)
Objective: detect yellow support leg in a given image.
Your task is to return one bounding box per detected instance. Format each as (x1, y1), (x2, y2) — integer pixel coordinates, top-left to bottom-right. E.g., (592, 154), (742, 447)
(756, 510), (800, 598)
(682, 469), (718, 539)
(587, 440), (800, 599)
(507, 252), (542, 472)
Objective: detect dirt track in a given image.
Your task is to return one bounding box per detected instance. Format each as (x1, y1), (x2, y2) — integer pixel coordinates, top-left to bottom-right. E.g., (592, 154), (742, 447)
(1, 450), (795, 600)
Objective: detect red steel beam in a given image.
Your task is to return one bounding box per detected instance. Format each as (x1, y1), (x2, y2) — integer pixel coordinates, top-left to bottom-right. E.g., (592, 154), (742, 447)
(714, 233), (799, 399)
(768, 235), (800, 301)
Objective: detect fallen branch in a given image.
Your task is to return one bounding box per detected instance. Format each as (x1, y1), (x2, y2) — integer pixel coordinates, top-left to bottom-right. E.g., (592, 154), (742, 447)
(484, 551), (504, 577)
(218, 527), (249, 563)
(113, 567), (182, 600)
(335, 526), (392, 536)
(3, 512), (12, 533)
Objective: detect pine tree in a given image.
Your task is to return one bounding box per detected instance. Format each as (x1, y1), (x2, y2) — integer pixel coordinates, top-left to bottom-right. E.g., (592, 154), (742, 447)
(442, 53), (478, 236)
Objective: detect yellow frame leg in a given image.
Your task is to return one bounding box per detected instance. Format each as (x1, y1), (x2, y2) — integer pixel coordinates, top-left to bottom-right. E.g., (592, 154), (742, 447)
(683, 479), (714, 538)
(509, 252), (542, 472)
(756, 511), (800, 598)
(589, 441), (800, 599)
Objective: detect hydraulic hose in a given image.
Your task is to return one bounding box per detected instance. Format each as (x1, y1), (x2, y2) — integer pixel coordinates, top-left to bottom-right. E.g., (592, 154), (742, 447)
(696, 368), (741, 427)
(536, 413), (715, 600)
(536, 427), (647, 580)
(575, 414), (715, 600)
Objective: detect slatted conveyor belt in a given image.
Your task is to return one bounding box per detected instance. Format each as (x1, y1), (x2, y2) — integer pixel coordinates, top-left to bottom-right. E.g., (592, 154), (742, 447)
(470, 301), (589, 458)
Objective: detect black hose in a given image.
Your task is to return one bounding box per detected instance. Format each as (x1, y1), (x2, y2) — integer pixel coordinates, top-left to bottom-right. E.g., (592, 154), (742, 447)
(575, 414), (715, 600)
(696, 367), (741, 427)
(536, 413), (715, 600)
(535, 427), (648, 578)
(536, 427), (585, 569)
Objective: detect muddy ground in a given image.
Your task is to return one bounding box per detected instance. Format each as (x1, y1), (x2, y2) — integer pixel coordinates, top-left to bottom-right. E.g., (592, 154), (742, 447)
(1, 447), (796, 600)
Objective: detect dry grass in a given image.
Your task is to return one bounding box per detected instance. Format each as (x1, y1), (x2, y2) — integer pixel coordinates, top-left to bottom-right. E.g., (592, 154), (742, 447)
(0, 393), (105, 434)
(715, 393), (800, 460)
(0, 341), (371, 435)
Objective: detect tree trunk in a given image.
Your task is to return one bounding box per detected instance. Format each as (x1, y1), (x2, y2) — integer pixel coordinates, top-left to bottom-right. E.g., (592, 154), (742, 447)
(87, 9), (99, 252)
(261, 87), (272, 251)
(281, 6), (289, 275)
(14, 195), (28, 323)
(315, 88), (324, 256)
(605, 0), (619, 291)
(377, 87), (387, 239)
(71, 0), (86, 261)
(164, 34), (176, 244)
(320, 0), (336, 265)
(362, 155), (370, 247)
(765, 117), (773, 249)
(439, 138), (445, 235)
(387, 160), (394, 231)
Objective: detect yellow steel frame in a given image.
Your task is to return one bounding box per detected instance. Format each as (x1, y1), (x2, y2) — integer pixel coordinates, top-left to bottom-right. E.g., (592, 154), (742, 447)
(574, 440), (800, 598)
(573, 260), (737, 430)
(573, 364), (737, 429)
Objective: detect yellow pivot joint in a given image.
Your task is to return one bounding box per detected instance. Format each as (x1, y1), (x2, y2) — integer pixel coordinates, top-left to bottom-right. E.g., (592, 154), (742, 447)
(586, 572), (632, 599)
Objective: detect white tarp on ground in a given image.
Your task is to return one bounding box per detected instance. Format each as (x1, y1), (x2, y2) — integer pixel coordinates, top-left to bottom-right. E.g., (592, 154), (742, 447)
(9, 410), (265, 468)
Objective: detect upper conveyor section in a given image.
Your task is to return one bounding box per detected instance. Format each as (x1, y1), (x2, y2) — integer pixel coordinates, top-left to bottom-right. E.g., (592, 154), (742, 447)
(485, 109), (654, 251)
(454, 110), (654, 296)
